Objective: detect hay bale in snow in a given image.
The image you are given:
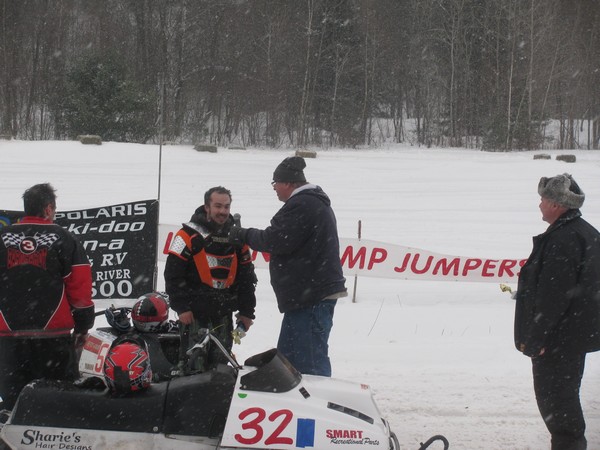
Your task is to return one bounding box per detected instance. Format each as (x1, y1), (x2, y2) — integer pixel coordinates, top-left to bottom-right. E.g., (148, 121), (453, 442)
(78, 135), (102, 145)
(533, 154), (551, 160)
(194, 144), (218, 153)
(556, 154), (576, 163)
(295, 149), (317, 158)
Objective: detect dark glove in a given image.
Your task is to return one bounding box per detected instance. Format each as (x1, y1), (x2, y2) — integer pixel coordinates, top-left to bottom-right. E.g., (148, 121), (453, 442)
(228, 225), (248, 245)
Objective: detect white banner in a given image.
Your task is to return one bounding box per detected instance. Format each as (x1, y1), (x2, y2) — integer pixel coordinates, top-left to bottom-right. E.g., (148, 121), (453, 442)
(158, 224), (526, 283)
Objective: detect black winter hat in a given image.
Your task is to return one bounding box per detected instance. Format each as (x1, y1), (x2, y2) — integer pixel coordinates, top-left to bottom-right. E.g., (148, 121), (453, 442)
(538, 173), (585, 209)
(273, 156), (307, 183)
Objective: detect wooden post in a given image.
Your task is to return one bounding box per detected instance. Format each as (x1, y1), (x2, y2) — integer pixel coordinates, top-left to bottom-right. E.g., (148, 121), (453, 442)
(352, 220), (362, 303)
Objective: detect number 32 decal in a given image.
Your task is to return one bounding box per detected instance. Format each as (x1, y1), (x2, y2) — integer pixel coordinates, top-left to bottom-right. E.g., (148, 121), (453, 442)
(235, 407), (294, 446)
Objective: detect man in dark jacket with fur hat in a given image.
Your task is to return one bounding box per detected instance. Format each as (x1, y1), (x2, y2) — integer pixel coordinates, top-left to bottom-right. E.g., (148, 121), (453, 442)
(229, 156), (347, 376)
(515, 173), (600, 450)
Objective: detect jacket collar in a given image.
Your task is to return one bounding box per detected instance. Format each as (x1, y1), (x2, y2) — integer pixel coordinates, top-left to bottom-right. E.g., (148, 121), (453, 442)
(535, 209), (582, 243)
(546, 209), (581, 233)
(20, 216), (53, 225)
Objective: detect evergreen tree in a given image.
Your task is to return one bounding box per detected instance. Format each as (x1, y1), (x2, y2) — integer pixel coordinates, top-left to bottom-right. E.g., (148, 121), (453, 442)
(58, 53), (155, 143)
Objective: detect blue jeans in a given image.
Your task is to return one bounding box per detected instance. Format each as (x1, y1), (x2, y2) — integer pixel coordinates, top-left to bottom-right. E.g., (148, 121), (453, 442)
(277, 300), (336, 377)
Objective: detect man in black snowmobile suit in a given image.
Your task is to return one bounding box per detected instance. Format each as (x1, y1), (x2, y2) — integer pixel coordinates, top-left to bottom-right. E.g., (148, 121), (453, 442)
(164, 186), (256, 374)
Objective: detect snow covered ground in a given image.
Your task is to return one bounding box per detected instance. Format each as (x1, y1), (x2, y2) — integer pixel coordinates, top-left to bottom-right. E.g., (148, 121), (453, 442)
(1, 140), (600, 449)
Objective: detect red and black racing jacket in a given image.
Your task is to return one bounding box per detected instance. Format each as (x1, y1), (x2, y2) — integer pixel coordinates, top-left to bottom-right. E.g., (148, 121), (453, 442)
(164, 210), (256, 321)
(0, 217), (95, 338)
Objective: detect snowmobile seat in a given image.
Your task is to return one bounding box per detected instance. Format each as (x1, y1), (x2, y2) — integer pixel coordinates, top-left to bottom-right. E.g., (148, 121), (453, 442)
(10, 379), (167, 433)
(163, 364), (236, 437)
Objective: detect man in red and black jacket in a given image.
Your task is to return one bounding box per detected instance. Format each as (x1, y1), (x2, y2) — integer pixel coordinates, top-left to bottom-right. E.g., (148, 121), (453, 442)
(0, 183), (94, 410)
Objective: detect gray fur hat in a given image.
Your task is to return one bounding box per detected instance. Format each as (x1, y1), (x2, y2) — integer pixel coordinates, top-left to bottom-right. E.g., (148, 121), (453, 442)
(538, 173), (585, 209)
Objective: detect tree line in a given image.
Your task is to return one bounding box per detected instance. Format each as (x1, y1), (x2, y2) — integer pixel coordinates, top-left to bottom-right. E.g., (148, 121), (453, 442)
(1, 0), (599, 150)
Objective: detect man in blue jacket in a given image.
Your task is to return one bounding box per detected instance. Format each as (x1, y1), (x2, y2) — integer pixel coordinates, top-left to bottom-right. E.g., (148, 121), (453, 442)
(229, 156), (346, 376)
(515, 173), (600, 450)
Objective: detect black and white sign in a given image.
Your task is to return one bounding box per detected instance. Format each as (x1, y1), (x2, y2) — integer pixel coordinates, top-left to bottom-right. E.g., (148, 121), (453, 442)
(0, 200), (159, 300)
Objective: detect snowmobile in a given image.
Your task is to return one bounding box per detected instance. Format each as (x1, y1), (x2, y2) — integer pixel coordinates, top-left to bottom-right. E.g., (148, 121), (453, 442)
(1, 320), (449, 449)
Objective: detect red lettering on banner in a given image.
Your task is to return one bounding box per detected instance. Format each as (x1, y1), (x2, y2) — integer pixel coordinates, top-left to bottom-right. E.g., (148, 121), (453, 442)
(341, 246), (387, 270)
(410, 253), (434, 274)
(462, 258), (482, 276)
(498, 259), (527, 277)
(498, 259), (516, 277)
(251, 250), (271, 263)
(395, 254), (520, 279)
(394, 253), (410, 273)
(432, 258), (460, 276)
(341, 246), (367, 269)
(368, 247), (387, 270)
(162, 232), (173, 254)
(481, 259), (498, 277)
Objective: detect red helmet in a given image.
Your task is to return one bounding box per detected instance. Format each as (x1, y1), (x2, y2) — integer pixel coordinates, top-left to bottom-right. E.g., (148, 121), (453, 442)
(131, 292), (169, 332)
(103, 337), (152, 393)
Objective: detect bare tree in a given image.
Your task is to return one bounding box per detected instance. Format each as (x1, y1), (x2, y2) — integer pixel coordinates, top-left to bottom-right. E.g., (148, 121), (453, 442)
(1, 0), (599, 150)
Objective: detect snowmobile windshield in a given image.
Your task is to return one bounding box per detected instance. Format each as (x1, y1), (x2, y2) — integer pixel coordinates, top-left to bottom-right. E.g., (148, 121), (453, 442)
(241, 349), (301, 393)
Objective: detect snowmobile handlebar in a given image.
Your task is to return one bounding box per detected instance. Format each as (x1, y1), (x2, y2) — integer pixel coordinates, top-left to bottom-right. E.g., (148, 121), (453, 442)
(186, 328), (242, 370)
(185, 330), (210, 355)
